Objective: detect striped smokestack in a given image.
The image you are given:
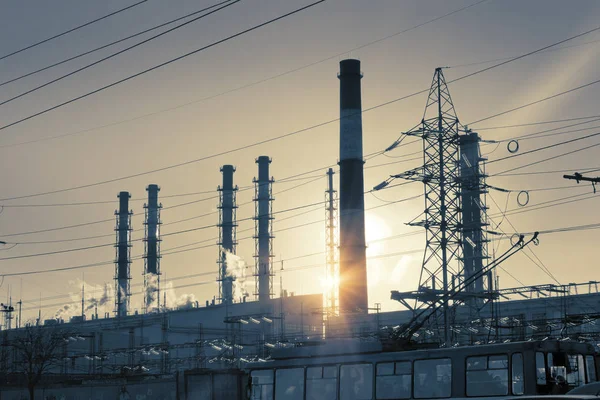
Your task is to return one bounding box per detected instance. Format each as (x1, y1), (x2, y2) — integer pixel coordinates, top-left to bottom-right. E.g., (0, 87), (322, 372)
(338, 59), (368, 313)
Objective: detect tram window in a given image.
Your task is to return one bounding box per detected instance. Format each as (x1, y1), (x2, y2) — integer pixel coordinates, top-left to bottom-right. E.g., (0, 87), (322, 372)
(275, 368), (304, 400)
(376, 361), (411, 399)
(340, 364), (373, 400)
(565, 355), (585, 387)
(512, 353), (524, 395)
(307, 366), (338, 400)
(251, 370), (274, 400)
(414, 358), (451, 399)
(466, 355), (508, 396)
(586, 355), (597, 383)
(535, 352), (546, 385)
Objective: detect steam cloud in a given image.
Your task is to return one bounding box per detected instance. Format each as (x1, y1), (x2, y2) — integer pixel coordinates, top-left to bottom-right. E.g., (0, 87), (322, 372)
(224, 250), (249, 301)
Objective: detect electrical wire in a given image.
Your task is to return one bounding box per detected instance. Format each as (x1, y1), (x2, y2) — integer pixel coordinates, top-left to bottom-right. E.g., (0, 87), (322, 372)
(1, 18), (597, 203)
(492, 140), (600, 176)
(0, 1), (324, 135)
(447, 37), (600, 69)
(0, 0), (149, 62)
(475, 114), (600, 131)
(0, 0), (490, 150)
(0, 0), (242, 108)
(468, 79), (600, 126)
(0, 0), (236, 89)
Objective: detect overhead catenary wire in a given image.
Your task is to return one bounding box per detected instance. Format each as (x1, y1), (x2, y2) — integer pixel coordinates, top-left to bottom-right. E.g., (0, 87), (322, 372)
(475, 114), (600, 131)
(0, 0), (491, 150)
(0, 0), (236, 89)
(0, 0), (149, 62)
(2, 19), (598, 204)
(0, 198), (331, 260)
(0, 0), (242, 109)
(468, 79), (600, 126)
(0, 1), (325, 136)
(0, 171), (323, 239)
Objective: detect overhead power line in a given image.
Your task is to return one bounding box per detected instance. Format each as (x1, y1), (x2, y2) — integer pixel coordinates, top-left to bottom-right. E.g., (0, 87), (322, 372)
(475, 114), (600, 131)
(0, 0), (490, 150)
(0, 0), (241, 108)
(0, 0), (149, 62)
(2, 22), (597, 203)
(0, 0), (235, 88)
(487, 130), (600, 165)
(0, 1), (325, 135)
(468, 78), (600, 125)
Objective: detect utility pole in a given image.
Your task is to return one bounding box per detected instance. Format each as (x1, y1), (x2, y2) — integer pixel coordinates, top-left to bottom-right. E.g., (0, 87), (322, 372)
(564, 172), (600, 192)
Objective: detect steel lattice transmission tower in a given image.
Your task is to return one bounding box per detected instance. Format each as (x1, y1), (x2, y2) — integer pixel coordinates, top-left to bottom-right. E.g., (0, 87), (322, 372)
(396, 68), (463, 345)
(324, 168), (339, 315)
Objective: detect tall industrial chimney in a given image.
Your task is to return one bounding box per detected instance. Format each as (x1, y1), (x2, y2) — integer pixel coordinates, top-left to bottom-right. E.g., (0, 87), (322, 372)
(459, 131), (489, 314)
(115, 191), (132, 318)
(254, 156), (274, 303)
(144, 184), (162, 313)
(218, 165), (238, 305)
(338, 59), (368, 313)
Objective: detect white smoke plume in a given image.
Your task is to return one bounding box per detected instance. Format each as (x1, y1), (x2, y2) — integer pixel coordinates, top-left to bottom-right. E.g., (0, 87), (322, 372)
(53, 279), (114, 320)
(85, 283), (112, 312)
(225, 250), (249, 302)
(164, 282), (197, 310)
(145, 274), (159, 310)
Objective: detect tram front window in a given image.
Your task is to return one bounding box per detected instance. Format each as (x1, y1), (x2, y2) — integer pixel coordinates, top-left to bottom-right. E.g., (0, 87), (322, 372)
(340, 363), (373, 400)
(251, 370), (274, 400)
(275, 368), (304, 400)
(586, 355), (597, 383)
(414, 358), (452, 399)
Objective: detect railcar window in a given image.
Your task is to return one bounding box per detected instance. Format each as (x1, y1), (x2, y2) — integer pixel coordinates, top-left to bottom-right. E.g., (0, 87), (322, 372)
(585, 355), (597, 383)
(275, 368), (305, 400)
(414, 358), (451, 399)
(340, 364), (373, 400)
(307, 366), (338, 400)
(535, 352), (546, 385)
(251, 370), (274, 400)
(466, 354), (509, 396)
(376, 361), (411, 399)
(512, 353), (524, 395)
(565, 354), (585, 387)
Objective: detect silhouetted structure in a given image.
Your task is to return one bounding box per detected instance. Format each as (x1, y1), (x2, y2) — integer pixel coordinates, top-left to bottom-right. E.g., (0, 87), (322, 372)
(338, 59), (368, 313)
(144, 184), (162, 313)
(218, 165), (238, 305)
(254, 156), (274, 303)
(115, 191), (132, 318)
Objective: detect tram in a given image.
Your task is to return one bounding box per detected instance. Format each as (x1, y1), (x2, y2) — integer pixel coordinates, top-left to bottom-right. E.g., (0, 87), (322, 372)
(245, 339), (598, 400)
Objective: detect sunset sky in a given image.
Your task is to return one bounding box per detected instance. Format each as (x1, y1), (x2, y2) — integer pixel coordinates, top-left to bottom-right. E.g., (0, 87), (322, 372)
(0, 0), (599, 323)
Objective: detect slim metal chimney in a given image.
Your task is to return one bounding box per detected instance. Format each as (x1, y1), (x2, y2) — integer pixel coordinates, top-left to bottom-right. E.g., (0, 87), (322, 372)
(218, 165), (238, 305)
(254, 156), (274, 303)
(338, 59), (368, 313)
(115, 191), (132, 318)
(144, 184), (162, 313)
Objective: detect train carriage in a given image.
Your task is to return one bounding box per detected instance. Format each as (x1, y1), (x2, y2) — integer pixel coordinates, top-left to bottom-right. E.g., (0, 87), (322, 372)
(246, 339), (598, 400)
